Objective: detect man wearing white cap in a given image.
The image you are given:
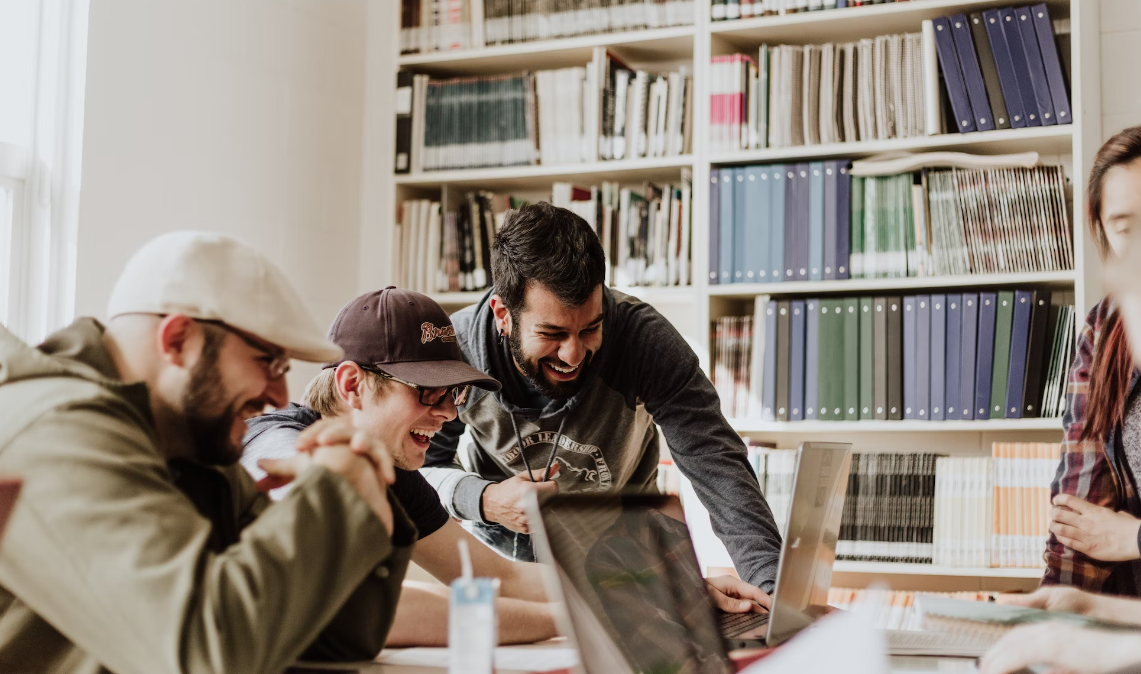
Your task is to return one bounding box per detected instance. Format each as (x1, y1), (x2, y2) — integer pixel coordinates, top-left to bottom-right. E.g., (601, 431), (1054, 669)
(0, 232), (413, 673)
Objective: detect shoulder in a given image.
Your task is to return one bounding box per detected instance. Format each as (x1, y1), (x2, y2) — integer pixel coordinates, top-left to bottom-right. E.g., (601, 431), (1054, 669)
(244, 404), (319, 444)
(605, 290), (694, 357)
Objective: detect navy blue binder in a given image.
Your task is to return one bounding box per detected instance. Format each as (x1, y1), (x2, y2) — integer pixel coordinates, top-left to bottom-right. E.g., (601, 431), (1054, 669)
(904, 296), (918, 420)
(823, 161), (838, 280)
(959, 293), (979, 420)
(809, 162), (825, 281)
(836, 164), (851, 279)
(744, 166), (766, 283)
(1005, 290), (1033, 418)
(983, 9), (1028, 128)
(949, 13), (996, 132)
(1031, 3), (1072, 125)
(770, 165), (786, 283)
(783, 166), (797, 281)
(795, 163), (811, 281)
(733, 168), (748, 282)
(805, 298), (820, 420)
(1000, 7), (1045, 126)
(762, 299), (778, 420)
(930, 294), (947, 421)
(974, 292), (998, 420)
(1014, 6), (1057, 126)
(709, 170), (720, 284)
(917, 295), (932, 420)
(790, 300), (807, 421)
(931, 16), (977, 133)
(945, 294), (962, 419)
(720, 170), (734, 283)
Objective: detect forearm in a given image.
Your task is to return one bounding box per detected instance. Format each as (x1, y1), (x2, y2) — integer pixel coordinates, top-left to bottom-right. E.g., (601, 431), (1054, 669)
(420, 465), (493, 522)
(498, 560), (552, 603)
(385, 582), (560, 647)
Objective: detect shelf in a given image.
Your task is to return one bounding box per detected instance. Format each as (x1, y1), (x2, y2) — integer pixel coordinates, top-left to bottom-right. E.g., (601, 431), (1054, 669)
(708, 270), (1077, 299)
(833, 561), (1045, 578)
(709, 126), (1074, 166)
(396, 155), (695, 189)
(709, 0), (1069, 47)
(729, 418), (1063, 433)
(431, 292), (486, 306)
(399, 25), (695, 76)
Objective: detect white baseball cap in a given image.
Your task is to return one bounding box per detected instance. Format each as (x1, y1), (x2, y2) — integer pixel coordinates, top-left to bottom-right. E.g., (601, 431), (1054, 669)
(107, 231), (343, 363)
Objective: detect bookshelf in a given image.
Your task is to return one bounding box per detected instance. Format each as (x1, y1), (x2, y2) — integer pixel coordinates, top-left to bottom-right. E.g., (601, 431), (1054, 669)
(381, 0), (1103, 591)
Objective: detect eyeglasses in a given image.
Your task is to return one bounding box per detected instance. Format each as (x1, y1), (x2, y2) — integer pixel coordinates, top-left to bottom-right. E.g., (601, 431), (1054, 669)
(362, 365), (471, 407)
(197, 320), (291, 380)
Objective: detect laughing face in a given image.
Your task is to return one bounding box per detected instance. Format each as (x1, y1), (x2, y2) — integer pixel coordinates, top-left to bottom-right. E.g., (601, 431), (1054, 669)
(504, 283), (604, 400)
(351, 374), (457, 470)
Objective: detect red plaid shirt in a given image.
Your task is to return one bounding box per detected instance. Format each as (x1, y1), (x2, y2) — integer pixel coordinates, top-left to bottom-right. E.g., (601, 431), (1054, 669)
(1044, 299), (1141, 595)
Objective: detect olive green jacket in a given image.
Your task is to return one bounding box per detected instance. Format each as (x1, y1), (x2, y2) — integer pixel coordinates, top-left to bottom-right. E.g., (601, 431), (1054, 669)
(0, 319), (415, 674)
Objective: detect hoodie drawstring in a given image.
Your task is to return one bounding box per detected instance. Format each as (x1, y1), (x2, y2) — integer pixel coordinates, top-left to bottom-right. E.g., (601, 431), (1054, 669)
(508, 411), (567, 482)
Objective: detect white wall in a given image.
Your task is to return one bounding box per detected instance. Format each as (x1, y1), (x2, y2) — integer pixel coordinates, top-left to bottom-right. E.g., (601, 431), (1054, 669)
(75, 0), (368, 394)
(1100, 0), (1141, 138)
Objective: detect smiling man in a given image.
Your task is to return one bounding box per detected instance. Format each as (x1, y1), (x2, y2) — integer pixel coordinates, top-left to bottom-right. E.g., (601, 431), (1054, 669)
(422, 202), (785, 596)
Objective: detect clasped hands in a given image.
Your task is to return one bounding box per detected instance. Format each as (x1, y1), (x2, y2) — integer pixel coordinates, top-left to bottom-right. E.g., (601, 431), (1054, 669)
(257, 419), (398, 535)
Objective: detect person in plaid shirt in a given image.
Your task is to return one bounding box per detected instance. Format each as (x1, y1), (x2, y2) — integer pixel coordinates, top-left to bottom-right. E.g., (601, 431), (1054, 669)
(1045, 126), (1141, 596)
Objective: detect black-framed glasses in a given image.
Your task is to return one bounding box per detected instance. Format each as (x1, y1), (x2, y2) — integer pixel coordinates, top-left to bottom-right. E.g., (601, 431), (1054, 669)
(196, 320), (291, 379)
(361, 365), (470, 407)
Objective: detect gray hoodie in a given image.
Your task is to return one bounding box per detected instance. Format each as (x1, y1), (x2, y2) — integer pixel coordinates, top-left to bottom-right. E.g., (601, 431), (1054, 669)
(422, 288), (782, 589)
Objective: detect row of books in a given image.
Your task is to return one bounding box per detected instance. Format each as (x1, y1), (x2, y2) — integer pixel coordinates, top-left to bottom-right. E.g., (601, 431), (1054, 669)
(711, 290), (1075, 423)
(710, 33), (932, 154)
(838, 452), (936, 563)
(396, 193), (514, 293)
(536, 51), (693, 166)
(713, 0), (930, 22)
(555, 174), (694, 288)
(934, 444), (1061, 569)
(708, 162), (1072, 286)
(751, 443), (1058, 568)
(400, 0), (695, 54)
(931, 7), (1071, 134)
(827, 589), (996, 632)
(394, 53), (693, 173)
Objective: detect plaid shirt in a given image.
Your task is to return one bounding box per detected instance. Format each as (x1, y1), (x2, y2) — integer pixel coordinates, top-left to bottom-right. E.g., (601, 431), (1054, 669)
(1044, 299), (1141, 595)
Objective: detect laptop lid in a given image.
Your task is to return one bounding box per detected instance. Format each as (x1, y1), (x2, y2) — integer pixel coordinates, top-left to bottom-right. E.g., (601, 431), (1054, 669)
(527, 492), (733, 674)
(765, 442), (852, 646)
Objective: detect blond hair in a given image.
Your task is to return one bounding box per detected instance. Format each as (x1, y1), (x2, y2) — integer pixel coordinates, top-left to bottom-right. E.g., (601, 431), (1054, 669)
(302, 366), (389, 417)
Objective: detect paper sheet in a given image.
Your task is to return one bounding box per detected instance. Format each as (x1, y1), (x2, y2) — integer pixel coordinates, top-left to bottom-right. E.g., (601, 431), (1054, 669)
(376, 646), (579, 672)
(740, 610), (888, 674)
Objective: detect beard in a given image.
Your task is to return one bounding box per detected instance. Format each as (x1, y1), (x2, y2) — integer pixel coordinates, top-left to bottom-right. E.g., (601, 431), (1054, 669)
(181, 327), (244, 466)
(508, 322), (594, 400)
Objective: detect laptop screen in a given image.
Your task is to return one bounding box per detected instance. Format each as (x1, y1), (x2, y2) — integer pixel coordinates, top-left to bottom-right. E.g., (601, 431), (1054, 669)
(531, 494), (733, 674)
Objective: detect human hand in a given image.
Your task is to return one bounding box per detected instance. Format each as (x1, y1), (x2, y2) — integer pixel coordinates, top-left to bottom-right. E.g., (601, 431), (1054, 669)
(258, 445), (394, 535)
(295, 418), (396, 487)
(1050, 494), (1141, 562)
(978, 622), (1141, 674)
(480, 464), (560, 533)
(705, 576), (771, 613)
(997, 586), (1100, 616)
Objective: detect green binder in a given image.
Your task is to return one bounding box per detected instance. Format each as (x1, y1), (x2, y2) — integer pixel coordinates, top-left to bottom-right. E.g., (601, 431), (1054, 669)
(990, 290), (1015, 418)
(844, 298), (860, 420)
(851, 177), (865, 278)
(816, 299), (835, 420)
(859, 297), (874, 419)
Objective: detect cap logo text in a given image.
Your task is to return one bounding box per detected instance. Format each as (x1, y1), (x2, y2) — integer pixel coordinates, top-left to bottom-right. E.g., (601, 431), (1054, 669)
(421, 322), (455, 344)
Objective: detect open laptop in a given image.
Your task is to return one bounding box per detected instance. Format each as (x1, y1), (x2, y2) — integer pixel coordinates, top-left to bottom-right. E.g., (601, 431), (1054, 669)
(526, 442), (851, 674)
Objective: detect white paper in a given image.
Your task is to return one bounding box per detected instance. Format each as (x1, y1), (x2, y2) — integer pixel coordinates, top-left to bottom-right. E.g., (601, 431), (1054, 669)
(740, 611), (888, 674)
(376, 646), (578, 673)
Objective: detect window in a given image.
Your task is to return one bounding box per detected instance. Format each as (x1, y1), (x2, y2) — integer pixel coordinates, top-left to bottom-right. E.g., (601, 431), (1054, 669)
(0, 0), (89, 344)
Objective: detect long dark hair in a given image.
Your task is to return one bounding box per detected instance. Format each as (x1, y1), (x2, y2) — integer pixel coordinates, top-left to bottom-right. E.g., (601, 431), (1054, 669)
(1081, 126), (1141, 441)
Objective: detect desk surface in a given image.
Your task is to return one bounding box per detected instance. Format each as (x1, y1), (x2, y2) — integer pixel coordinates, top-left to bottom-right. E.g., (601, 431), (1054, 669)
(295, 653), (979, 673)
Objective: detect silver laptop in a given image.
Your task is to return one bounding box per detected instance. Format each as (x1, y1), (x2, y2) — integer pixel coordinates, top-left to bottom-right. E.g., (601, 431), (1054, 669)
(526, 442), (852, 674)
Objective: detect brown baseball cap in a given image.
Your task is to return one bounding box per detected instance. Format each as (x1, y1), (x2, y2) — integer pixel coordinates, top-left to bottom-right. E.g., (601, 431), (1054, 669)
(324, 287), (501, 391)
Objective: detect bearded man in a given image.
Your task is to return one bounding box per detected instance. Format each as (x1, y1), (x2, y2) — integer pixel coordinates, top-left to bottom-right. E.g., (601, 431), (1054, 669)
(421, 202), (784, 601)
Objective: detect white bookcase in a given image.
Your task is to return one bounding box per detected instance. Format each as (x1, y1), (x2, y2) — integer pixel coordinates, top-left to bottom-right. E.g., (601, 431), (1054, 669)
(378, 0), (1103, 593)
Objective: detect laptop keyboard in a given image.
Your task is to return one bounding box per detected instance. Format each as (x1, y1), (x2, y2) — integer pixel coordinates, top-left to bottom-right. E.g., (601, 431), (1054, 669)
(719, 611), (770, 637)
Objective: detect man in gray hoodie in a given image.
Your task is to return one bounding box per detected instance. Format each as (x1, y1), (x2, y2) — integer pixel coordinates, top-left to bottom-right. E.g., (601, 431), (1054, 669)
(422, 202), (783, 595)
